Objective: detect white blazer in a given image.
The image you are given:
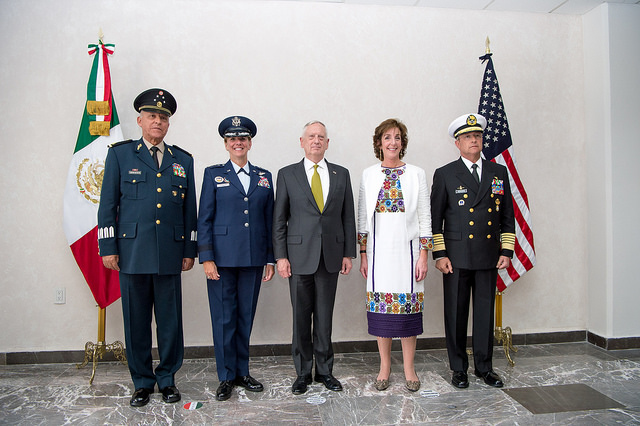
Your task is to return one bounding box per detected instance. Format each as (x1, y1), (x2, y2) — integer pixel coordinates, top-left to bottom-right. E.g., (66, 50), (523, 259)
(358, 163), (432, 246)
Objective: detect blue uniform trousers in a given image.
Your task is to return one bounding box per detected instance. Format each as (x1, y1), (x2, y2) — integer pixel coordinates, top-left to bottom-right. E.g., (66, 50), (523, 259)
(120, 272), (184, 390)
(207, 266), (262, 381)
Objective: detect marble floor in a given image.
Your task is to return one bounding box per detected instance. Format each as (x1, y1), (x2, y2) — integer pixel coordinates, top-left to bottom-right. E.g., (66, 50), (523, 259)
(1, 342), (640, 425)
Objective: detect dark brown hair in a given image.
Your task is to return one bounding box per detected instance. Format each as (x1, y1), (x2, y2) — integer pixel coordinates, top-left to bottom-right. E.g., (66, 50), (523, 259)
(373, 118), (408, 161)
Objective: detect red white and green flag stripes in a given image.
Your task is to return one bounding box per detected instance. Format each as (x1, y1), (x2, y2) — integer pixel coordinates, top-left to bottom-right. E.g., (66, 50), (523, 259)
(63, 39), (123, 308)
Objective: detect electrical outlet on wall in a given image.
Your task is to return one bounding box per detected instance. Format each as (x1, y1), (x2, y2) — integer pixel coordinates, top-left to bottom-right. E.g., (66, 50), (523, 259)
(55, 288), (66, 304)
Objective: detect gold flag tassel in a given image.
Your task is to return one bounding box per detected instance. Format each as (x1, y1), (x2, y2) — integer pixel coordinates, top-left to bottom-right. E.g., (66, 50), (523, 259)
(495, 290), (518, 366)
(76, 307), (127, 384)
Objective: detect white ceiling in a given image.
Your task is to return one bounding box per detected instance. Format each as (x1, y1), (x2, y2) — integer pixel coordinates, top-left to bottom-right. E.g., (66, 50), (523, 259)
(273, 0), (640, 15)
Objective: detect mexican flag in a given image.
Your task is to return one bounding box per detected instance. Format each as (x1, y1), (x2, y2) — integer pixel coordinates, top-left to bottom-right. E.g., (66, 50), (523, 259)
(63, 39), (123, 308)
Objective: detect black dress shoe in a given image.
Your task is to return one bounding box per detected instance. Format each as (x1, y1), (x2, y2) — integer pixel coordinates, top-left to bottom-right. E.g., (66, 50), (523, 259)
(452, 371), (469, 388)
(234, 375), (264, 392)
(292, 374), (312, 395)
(160, 385), (181, 403)
(130, 388), (152, 407)
(216, 380), (235, 401)
(474, 369), (504, 388)
(314, 374), (343, 391)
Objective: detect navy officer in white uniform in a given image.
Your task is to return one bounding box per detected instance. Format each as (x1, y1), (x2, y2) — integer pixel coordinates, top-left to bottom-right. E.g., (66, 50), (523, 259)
(98, 88), (197, 407)
(197, 116), (275, 401)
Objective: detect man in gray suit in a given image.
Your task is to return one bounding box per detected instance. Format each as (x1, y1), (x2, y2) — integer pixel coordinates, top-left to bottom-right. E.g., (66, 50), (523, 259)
(273, 121), (356, 395)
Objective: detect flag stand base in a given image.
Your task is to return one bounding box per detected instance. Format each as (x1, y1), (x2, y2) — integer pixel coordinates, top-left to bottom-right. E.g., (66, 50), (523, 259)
(76, 307), (127, 384)
(494, 291), (517, 366)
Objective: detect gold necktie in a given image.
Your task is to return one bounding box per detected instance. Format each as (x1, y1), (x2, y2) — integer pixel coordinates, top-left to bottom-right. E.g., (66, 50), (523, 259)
(311, 164), (324, 212)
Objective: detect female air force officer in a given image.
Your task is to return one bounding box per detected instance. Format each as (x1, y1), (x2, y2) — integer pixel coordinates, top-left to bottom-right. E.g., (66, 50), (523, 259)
(197, 116), (275, 401)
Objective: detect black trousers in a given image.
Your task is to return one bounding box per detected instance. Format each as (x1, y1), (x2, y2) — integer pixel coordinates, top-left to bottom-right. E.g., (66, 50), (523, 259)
(120, 272), (184, 390)
(288, 254), (339, 377)
(443, 268), (497, 373)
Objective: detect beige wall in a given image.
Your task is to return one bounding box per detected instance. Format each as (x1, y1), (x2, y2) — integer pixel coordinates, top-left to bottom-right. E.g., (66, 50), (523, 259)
(0, 0), (588, 352)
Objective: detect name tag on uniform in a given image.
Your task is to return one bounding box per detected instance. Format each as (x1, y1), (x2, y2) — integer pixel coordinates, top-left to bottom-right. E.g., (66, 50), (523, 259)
(455, 186), (467, 194)
(217, 183), (230, 188)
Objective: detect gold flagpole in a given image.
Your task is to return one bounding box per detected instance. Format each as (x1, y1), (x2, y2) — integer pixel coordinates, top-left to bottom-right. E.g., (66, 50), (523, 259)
(76, 307), (127, 384)
(485, 36), (517, 366)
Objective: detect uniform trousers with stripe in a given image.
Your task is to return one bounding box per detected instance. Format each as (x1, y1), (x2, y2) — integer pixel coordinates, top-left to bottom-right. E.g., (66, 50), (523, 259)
(207, 266), (263, 381)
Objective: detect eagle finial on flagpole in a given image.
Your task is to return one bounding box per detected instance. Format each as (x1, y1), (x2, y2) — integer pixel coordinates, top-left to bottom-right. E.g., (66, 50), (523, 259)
(485, 36), (491, 54)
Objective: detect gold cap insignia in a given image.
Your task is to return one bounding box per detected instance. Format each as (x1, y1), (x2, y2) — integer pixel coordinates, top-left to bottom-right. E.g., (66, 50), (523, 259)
(467, 115), (477, 126)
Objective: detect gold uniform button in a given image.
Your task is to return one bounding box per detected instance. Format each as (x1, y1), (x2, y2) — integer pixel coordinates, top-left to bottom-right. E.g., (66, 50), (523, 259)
(469, 208), (474, 213)
(244, 223), (249, 227)
(244, 197), (249, 202)
(488, 221), (492, 226)
(469, 234), (474, 239)
(179, 185), (183, 188)
(464, 194), (468, 199)
(181, 236), (185, 239)
(488, 208), (492, 212)
(122, 234), (126, 237)
(156, 220), (161, 224)
(491, 193), (494, 198)
(157, 188), (162, 193)
(487, 234), (492, 239)
(469, 221), (474, 226)
(157, 203), (162, 208)
(244, 210), (249, 214)
(157, 173), (162, 178)
(132, 179), (136, 183)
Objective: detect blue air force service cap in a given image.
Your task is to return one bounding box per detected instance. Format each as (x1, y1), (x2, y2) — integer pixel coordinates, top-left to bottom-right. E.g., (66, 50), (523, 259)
(133, 88), (177, 116)
(218, 116), (257, 138)
(448, 113), (487, 138)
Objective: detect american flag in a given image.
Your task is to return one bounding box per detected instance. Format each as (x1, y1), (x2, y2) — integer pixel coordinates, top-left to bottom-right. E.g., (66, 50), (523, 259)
(478, 53), (536, 291)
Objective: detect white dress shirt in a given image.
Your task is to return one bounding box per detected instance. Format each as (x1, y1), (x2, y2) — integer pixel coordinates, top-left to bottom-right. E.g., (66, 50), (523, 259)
(460, 156), (482, 181)
(303, 157), (329, 206)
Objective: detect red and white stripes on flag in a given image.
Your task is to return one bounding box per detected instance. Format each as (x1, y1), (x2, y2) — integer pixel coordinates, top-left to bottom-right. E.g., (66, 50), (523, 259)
(478, 53), (536, 291)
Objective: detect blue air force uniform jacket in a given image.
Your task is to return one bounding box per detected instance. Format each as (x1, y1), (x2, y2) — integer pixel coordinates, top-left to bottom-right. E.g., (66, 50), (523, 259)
(430, 158), (515, 270)
(197, 160), (275, 267)
(97, 138), (198, 275)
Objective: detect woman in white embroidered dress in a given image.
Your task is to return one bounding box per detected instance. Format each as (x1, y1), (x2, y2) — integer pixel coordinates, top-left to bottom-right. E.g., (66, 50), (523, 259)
(358, 119), (433, 392)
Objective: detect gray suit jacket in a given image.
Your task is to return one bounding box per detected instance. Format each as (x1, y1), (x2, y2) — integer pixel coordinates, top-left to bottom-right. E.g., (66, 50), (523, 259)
(273, 159), (356, 275)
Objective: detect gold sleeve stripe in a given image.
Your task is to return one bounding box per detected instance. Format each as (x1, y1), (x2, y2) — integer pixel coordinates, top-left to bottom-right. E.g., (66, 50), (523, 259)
(433, 233), (446, 252)
(501, 233), (516, 251)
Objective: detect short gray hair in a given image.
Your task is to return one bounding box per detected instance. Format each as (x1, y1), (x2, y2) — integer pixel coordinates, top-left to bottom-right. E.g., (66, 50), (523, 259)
(302, 120), (328, 138)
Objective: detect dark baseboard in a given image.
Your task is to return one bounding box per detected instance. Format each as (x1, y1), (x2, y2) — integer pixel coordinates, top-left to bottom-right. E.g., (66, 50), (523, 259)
(2, 330), (637, 365)
(587, 331), (640, 350)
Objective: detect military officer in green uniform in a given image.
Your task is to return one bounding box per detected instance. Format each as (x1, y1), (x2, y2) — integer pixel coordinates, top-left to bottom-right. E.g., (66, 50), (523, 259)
(98, 88), (197, 407)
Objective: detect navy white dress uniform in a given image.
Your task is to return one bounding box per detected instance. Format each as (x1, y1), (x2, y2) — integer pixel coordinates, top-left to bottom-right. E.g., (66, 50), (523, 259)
(197, 116), (275, 401)
(98, 88), (197, 406)
(430, 113), (515, 388)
